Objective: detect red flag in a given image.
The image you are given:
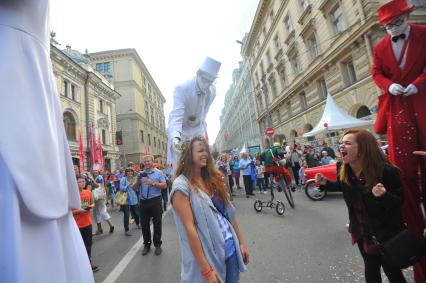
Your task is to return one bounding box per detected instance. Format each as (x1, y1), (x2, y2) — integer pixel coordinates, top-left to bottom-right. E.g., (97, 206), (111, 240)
(89, 122), (97, 170)
(97, 131), (104, 171)
(204, 131), (209, 143)
(79, 130), (85, 173)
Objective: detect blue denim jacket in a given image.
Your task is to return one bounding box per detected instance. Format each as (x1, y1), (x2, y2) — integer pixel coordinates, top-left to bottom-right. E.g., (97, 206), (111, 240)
(170, 175), (247, 283)
(120, 177), (138, 205)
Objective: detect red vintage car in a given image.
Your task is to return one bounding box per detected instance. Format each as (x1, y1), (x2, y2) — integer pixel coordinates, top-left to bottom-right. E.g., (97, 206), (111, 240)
(303, 163), (341, 200)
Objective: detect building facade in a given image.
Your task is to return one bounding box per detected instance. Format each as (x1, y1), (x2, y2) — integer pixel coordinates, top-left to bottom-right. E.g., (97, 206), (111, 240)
(243, 0), (426, 148)
(89, 49), (167, 165)
(215, 52), (261, 154)
(51, 43), (121, 172)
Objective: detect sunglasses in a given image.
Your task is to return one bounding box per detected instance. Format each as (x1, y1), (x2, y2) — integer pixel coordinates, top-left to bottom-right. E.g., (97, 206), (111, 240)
(384, 16), (405, 29)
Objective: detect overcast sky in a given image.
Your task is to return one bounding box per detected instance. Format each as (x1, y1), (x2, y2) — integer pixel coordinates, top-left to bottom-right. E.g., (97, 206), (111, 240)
(50, 0), (259, 144)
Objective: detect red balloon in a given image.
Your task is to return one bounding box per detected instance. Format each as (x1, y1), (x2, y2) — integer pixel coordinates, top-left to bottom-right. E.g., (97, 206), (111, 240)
(324, 123), (328, 128)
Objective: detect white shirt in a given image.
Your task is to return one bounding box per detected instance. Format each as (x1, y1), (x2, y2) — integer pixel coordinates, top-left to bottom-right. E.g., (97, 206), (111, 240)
(391, 25), (411, 69)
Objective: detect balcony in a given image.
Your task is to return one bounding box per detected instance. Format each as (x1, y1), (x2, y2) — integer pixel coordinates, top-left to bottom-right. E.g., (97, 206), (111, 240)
(297, 4), (312, 25)
(284, 30), (295, 46)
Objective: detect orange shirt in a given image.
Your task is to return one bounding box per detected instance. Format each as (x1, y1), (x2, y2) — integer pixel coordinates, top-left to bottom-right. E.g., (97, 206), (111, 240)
(73, 189), (93, 228)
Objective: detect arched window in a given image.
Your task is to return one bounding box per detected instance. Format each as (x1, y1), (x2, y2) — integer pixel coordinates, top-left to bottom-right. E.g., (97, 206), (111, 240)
(63, 112), (76, 141)
(356, 105), (371, 119)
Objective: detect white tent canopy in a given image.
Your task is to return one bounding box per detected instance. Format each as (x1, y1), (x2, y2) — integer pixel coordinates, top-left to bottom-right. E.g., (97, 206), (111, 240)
(303, 93), (373, 137)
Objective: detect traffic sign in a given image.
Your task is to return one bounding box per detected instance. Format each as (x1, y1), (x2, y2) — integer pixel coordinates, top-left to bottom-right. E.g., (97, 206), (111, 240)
(265, 127), (275, 136)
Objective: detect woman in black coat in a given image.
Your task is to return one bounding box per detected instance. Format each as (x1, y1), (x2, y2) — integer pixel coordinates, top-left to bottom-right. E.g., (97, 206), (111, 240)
(316, 129), (406, 283)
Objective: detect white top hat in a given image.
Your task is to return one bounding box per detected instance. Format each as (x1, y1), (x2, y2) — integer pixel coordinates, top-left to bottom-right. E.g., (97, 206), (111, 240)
(199, 56), (221, 78)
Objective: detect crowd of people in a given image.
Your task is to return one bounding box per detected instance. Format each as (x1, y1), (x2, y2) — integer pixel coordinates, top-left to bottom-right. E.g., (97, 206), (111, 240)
(72, 156), (174, 271)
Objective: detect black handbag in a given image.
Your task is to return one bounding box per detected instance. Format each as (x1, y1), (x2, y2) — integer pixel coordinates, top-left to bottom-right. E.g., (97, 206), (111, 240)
(377, 229), (426, 269)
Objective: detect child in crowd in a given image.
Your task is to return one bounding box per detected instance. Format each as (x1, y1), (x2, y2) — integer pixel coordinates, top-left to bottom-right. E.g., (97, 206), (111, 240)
(298, 160), (308, 186)
(73, 176), (98, 272)
(255, 160), (266, 194)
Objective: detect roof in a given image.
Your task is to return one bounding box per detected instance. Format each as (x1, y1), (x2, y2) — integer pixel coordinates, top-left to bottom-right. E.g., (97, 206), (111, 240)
(303, 94), (373, 137)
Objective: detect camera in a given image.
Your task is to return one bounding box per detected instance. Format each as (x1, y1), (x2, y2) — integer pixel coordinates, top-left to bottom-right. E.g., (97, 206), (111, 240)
(139, 171), (148, 179)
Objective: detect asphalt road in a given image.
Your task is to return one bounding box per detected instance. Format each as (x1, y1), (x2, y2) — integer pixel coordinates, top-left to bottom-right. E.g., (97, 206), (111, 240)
(91, 187), (414, 283)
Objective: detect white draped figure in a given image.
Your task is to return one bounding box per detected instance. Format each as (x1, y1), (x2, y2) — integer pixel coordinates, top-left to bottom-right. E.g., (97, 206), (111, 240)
(167, 57), (221, 169)
(0, 1), (94, 282)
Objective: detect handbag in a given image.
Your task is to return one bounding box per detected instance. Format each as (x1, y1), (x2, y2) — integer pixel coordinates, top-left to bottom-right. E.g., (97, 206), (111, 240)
(114, 191), (128, 206)
(376, 229), (426, 269)
(92, 187), (105, 201)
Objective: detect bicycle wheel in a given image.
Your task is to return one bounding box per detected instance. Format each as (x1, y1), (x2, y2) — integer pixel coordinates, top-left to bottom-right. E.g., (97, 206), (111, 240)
(283, 182), (295, 208)
(304, 180), (327, 201)
(276, 201), (285, 215)
(253, 200), (263, 212)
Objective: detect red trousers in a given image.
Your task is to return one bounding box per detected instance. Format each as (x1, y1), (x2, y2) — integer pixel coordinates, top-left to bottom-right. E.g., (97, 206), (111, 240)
(386, 95), (426, 282)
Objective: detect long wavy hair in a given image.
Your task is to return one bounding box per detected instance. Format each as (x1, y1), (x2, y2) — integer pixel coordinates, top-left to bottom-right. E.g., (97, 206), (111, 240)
(339, 129), (394, 187)
(174, 136), (229, 203)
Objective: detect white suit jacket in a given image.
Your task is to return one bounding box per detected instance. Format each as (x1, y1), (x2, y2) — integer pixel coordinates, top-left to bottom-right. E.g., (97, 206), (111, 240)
(0, 0), (80, 219)
(167, 77), (216, 168)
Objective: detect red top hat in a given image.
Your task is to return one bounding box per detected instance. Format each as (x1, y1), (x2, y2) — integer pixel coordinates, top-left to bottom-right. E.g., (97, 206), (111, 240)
(377, 0), (414, 24)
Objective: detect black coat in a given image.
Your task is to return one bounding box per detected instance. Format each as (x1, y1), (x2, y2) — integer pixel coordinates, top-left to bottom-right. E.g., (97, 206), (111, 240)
(324, 162), (405, 242)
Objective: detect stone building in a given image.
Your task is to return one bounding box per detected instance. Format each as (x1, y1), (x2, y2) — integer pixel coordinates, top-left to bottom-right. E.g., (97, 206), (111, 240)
(215, 53), (261, 154)
(51, 43), (121, 172)
(243, 0), (426, 148)
(89, 49), (167, 165)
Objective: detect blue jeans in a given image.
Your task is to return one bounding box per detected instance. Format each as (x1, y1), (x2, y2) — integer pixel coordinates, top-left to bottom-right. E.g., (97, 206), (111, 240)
(123, 204), (139, 232)
(225, 252), (240, 283)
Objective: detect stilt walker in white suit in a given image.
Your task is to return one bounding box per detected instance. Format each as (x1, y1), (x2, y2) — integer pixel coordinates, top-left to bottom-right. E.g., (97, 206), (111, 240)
(167, 57), (221, 169)
(0, 1), (94, 282)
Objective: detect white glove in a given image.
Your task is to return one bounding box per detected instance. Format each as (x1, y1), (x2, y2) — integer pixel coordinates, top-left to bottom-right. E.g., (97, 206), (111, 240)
(172, 137), (182, 153)
(404, 84), (418, 96)
(388, 83), (405, 96)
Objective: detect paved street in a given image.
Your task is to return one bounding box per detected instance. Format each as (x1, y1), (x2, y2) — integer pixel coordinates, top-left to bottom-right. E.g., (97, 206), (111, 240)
(91, 187), (414, 283)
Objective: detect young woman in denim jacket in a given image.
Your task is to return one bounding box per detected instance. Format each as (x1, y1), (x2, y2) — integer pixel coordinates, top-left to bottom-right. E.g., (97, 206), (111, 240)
(171, 136), (249, 283)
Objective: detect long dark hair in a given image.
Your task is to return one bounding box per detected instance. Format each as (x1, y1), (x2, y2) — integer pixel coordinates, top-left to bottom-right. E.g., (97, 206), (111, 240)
(174, 136), (229, 203)
(339, 129), (394, 186)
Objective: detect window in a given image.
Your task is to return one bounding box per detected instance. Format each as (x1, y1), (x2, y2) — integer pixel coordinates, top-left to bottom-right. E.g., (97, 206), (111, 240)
(148, 134), (151, 146)
(291, 55), (302, 75)
(286, 101), (292, 118)
(154, 137), (156, 148)
(63, 80), (68, 97)
(307, 35), (319, 59)
(330, 5), (345, 34)
(269, 76), (278, 98)
(356, 105), (372, 118)
(99, 99), (104, 114)
(318, 78), (328, 100)
(140, 130), (144, 143)
(260, 61), (265, 75)
(101, 129), (106, 144)
(279, 68), (288, 87)
(145, 100), (149, 119)
(299, 0), (309, 11)
(299, 92), (308, 110)
(266, 50), (272, 65)
(276, 109), (281, 123)
(71, 85), (76, 100)
(284, 17), (294, 34)
(269, 9), (274, 23)
(342, 59), (357, 85)
(63, 112), (76, 141)
(262, 27), (267, 39)
(409, 0), (426, 6)
(274, 35), (281, 50)
(96, 62), (111, 74)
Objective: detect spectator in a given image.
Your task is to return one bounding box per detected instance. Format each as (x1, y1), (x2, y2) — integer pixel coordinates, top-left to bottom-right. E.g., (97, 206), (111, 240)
(298, 161), (308, 186)
(316, 129), (406, 282)
(134, 155), (168, 256)
(322, 142), (336, 159)
(120, 168), (140, 236)
(232, 156), (242, 189)
(170, 136), (249, 282)
(305, 146), (320, 168)
(289, 146), (302, 186)
(255, 160), (266, 194)
(73, 176), (98, 272)
(92, 171), (114, 235)
(320, 151), (333, 165)
(239, 152), (254, 198)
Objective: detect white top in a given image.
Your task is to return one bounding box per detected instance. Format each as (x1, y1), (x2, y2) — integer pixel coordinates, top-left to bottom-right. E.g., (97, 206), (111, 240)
(167, 77), (216, 167)
(0, 0), (80, 219)
(391, 25), (411, 69)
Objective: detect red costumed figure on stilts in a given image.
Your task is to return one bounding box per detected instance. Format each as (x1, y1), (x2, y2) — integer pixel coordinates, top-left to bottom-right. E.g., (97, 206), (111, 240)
(372, 1), (426, 281)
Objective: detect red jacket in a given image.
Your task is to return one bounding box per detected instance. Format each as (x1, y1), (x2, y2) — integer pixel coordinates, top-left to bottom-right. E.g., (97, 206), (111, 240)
(372, 24), (426, 134)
